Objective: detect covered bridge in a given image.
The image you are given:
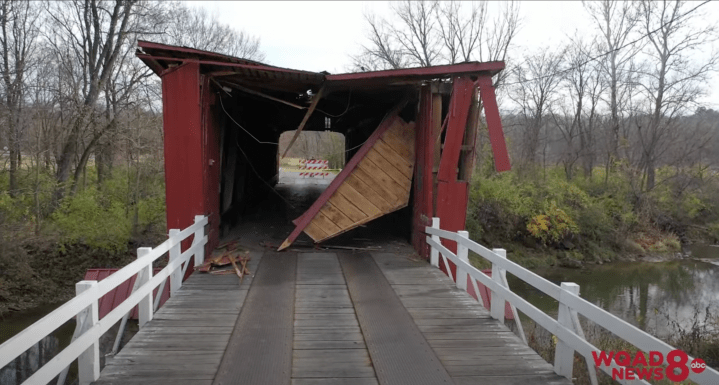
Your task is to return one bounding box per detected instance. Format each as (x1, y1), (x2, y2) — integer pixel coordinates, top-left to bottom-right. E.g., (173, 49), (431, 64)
(136, 40), (511, 264)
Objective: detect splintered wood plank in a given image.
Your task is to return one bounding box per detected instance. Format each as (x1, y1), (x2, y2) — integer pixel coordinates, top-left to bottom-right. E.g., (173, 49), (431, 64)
(365, 149), (410, 188)
(356, 159), (406, 205)
(351, 167), (401, 207)
(318, 201), (355, 230)
(372, 139), (413, 179)
(329, 191), (368, 223)
(312, 211), (343, 236)
(344, 174), (393, 212)
(305, 221), (329, 241)
(336, 183), (382, 217)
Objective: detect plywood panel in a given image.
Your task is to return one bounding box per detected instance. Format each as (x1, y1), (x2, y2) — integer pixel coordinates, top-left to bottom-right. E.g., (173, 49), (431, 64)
(280, 113), (416, 249)
(344, 175), (393, 212)
(373, 140), (413, 179)
(319, 202), (355, 229)
(365, 150), (410, 188)
(330, 192), (368, 223)
(356, 159), (405, 205)
(351, 167), (401, 207)
(336, 183), (382, 217)
(305, 221), (329, 241)
(313, 211), (343, 238)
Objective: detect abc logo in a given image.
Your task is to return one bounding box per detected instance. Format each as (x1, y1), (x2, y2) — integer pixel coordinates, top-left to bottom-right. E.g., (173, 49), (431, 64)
(691, 358), (707, 374)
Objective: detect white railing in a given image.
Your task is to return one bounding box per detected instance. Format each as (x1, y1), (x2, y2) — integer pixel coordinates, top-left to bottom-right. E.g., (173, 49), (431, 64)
(426, 217), (719, 385)
(0, 215), (207, 385)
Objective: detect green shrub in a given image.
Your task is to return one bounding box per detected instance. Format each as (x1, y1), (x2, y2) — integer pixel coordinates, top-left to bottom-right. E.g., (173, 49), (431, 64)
(52, 186), (132, 253)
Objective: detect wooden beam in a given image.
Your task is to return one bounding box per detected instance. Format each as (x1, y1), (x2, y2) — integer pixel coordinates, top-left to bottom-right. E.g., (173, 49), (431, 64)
(278, 98), (409, 251)
(477, 75), (511, 172)
(412, 85), (434, 259)
(437, 77), (474, 183)
(215, 80), (307, 110)
(459, 87), (480, 181)
(281, 85), (325, 159)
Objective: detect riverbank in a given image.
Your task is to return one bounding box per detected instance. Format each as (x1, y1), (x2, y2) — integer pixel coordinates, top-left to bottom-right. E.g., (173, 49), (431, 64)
(466, 166), (719, 270)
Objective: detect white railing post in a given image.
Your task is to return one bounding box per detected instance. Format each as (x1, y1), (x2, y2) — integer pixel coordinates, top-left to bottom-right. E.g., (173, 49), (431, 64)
(75, 281), (99, 385)
(169, 229), (181, 296)
(490, 248), (507, 322)
(137, 247), (153, 328)
(555, 282), (579, 380)
(193, 215), (206, 267)
(456, 231), (469, 291)
(430, 217), (440, 268)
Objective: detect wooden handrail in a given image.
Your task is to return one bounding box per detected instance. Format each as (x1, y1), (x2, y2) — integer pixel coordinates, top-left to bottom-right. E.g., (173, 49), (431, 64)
(426, 217), (719, 385)
(0, 215), (208, 385)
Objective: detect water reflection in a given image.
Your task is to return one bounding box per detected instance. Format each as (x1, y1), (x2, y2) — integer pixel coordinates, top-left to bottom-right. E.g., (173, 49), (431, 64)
(509, 258), (719, 337)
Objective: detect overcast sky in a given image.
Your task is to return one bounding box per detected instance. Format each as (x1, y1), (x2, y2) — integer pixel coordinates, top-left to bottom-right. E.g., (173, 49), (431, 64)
(187, 1), (719, 109)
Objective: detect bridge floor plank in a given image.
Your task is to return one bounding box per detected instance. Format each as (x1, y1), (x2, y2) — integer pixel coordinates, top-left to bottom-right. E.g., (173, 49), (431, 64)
(92, 252), (262, 385)
(93, 248), (570, 385)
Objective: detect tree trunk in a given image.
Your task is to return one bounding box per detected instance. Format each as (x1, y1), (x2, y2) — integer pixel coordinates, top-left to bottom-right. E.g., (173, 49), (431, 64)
(70, 130), (103, 196)
(645, 157), (655, 191)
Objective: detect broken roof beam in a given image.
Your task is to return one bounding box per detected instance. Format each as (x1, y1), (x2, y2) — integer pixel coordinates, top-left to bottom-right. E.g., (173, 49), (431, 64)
(216, 79), (307, 110)
(281, 85), (325, 158)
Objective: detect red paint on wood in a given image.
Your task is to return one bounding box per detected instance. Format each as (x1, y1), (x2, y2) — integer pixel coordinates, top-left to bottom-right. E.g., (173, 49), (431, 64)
(162, 62), (204, 238)
(477, 76), (511, 172)
(281, 102), (407, 250)
(327, 62), (505, 83)
(465, 269), (514, 320)
(201, 76), (221, 265)
(83, 268), (171, 320)
(438, 77), (475, 183)
(433, 78), (476, 281)
(435, 181), (468, 279)
(412, 86), (434, 259)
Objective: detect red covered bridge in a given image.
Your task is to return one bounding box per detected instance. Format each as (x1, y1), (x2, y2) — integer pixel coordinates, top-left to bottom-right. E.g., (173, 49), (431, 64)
(7, 40), (712, 385)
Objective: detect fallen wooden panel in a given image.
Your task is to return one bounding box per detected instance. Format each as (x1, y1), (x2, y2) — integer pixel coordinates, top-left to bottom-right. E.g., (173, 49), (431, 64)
(279, 112), (415, 250)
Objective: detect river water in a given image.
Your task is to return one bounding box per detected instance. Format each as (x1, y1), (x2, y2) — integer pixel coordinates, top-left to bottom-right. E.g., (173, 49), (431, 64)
(509, 245), (719, 338)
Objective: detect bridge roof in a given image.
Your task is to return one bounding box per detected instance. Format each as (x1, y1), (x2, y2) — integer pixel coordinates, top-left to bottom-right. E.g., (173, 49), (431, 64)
(136, 40), (504, 94)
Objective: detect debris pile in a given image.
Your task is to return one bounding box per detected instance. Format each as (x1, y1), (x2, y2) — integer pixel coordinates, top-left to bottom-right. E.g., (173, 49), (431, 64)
(195, 241), (251, 283)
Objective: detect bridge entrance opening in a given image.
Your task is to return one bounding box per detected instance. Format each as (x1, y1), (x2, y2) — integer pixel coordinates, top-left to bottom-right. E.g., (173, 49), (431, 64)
(214, 86), (415, 250)
(138, 41), (509, 257)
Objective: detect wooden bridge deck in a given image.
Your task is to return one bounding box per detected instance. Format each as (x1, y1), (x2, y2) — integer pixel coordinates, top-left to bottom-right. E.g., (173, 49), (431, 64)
(92, 250), (569, 385)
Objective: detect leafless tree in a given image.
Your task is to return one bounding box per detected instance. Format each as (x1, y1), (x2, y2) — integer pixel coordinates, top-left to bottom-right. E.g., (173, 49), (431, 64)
(46, 0), (139, 201)
(163, 3), (265, 61)
(0, 0), (41, 197)
(634, 0), (718, 191)
(352, 0), (520, 77)
(507, 48), (565, 173)
(584, 0), (641, 168)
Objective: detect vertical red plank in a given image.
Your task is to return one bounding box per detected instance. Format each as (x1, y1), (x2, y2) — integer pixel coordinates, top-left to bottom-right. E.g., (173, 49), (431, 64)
(477, 75), (511, 172)
(161, 62), (204, 244)
(437, 77), (474, 183)
(412, 85), (434, 259)
(435, 77), (475, 280)
(201, 76), (221, 260)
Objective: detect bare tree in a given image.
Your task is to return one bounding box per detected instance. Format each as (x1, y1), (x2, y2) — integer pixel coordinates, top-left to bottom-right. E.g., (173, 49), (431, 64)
(584, 0), (641, 168)
(352, 0), (520, 75)
(0, 0), (41, 197)
(163, 3), (265, 61)
(47, 0), (140, 201)
(634, 0), (718, 191)
(507, 48), (565, 173)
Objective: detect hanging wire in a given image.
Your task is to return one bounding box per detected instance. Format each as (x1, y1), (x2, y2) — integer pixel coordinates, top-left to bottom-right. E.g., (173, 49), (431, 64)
(235, 139), (296, 209)
(219, 93), (279, 145)
(315, 90), (353, 118)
